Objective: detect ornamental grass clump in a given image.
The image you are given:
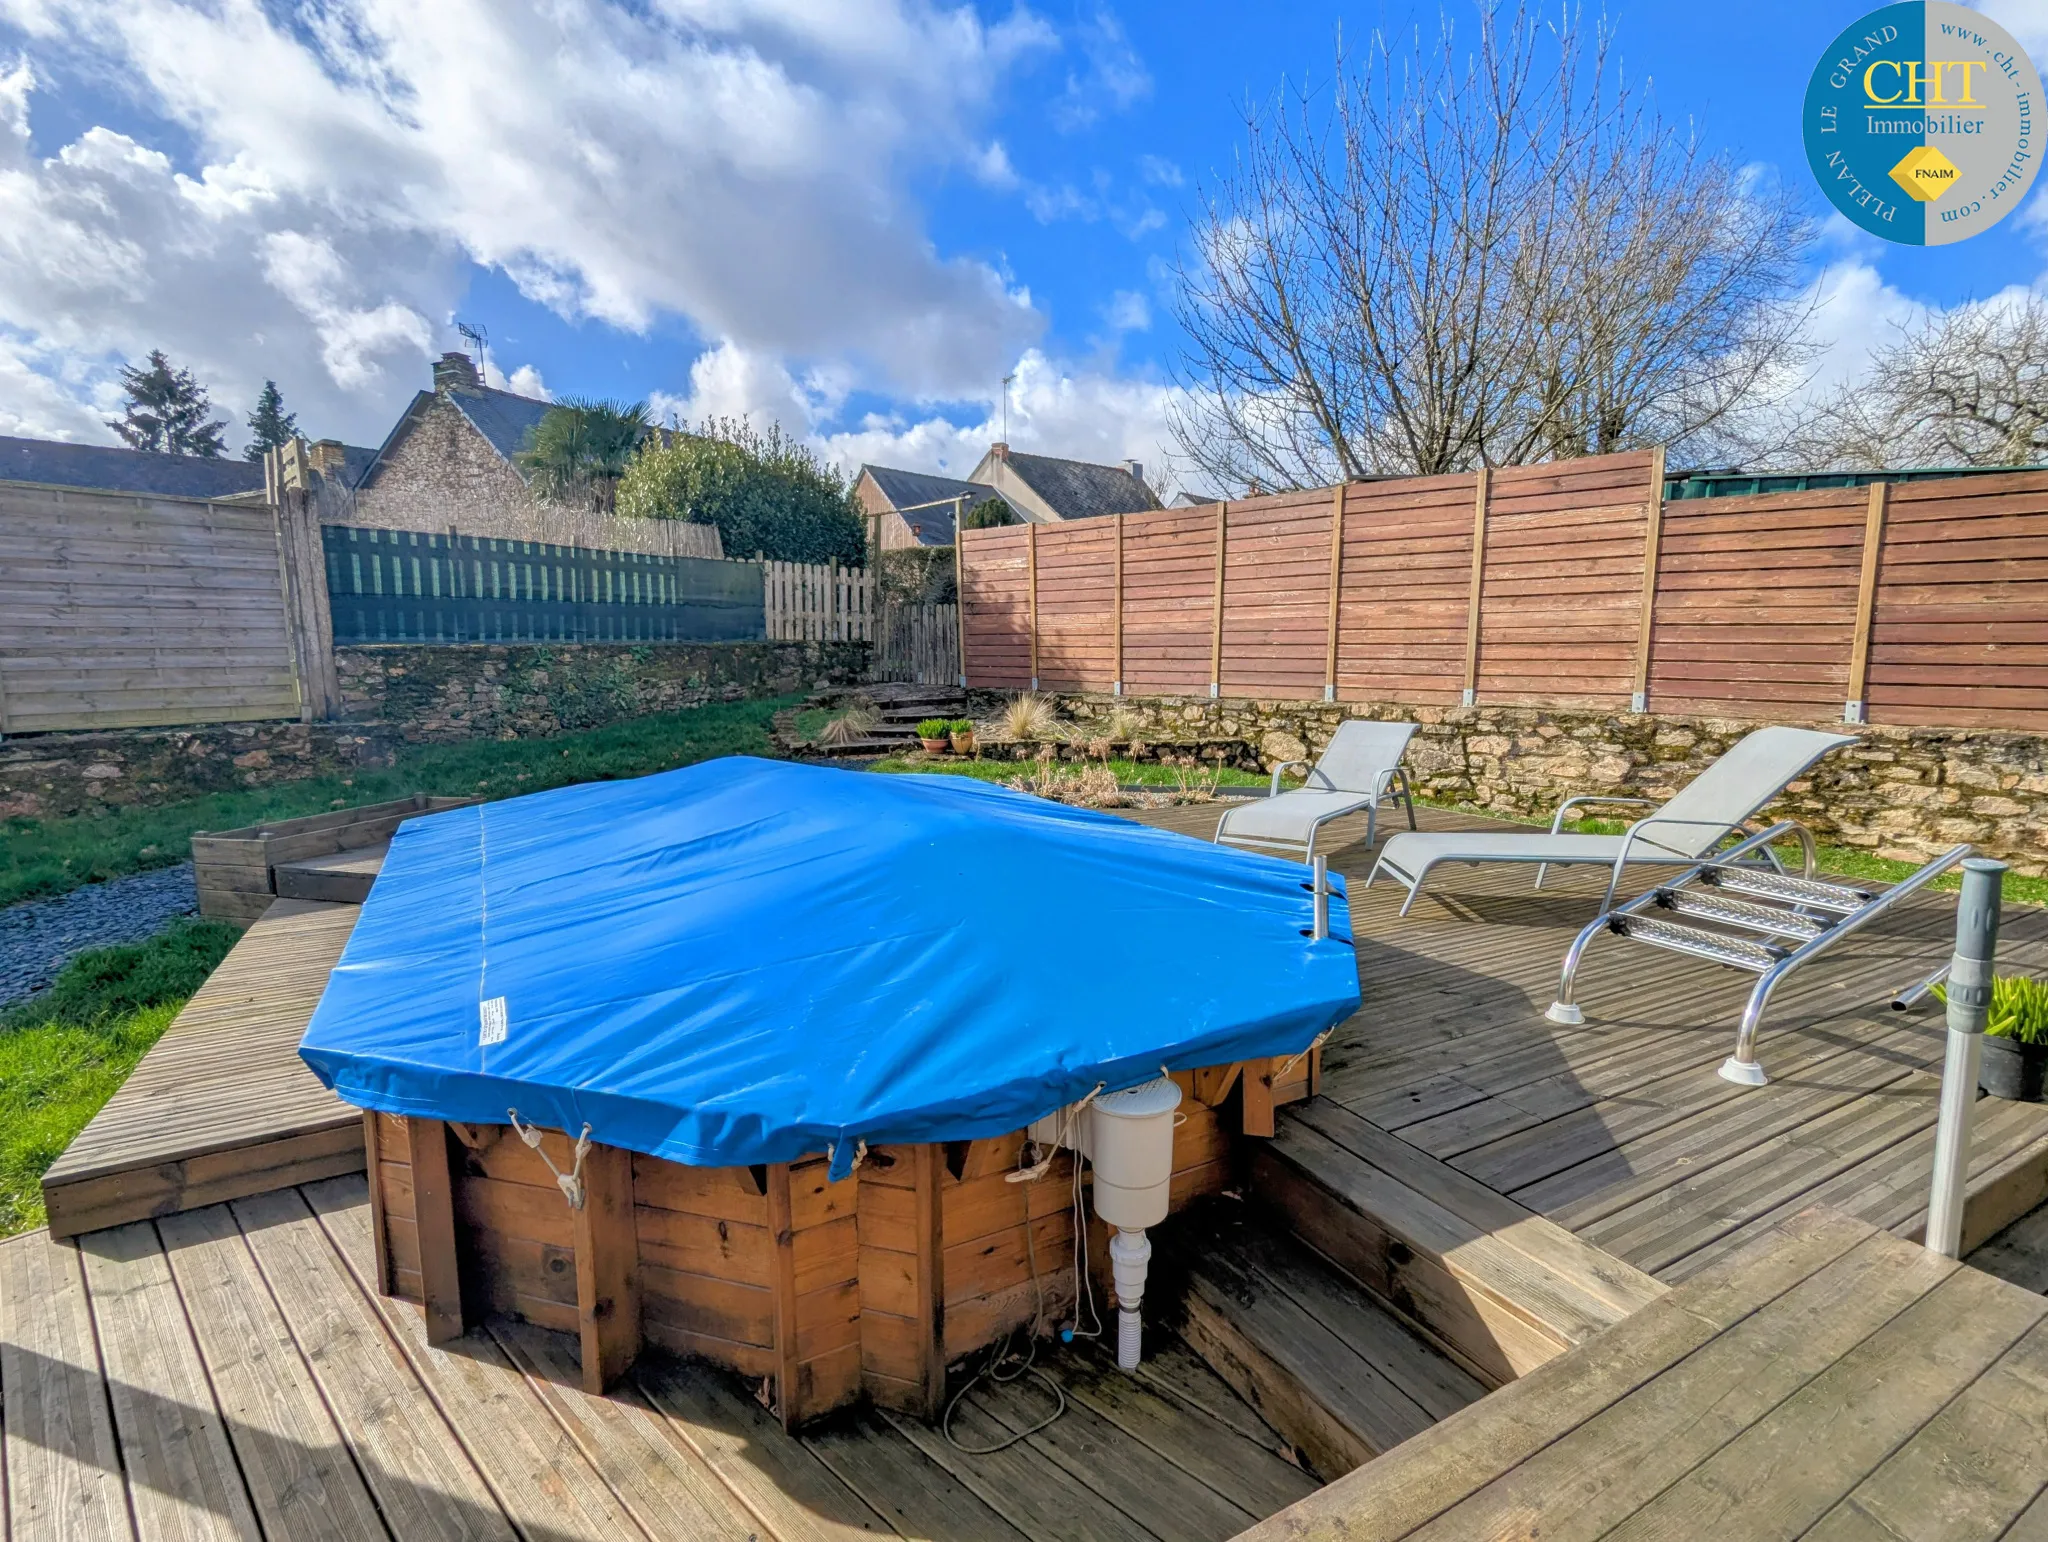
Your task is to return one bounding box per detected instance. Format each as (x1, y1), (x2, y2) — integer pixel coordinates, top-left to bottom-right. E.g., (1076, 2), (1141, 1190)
(817, 703), (880, 747)
(995, 692), (1059, 742)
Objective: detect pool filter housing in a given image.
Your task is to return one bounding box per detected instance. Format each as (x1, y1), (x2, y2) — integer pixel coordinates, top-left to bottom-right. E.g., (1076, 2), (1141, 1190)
(1086, 1077), (1183, 1369)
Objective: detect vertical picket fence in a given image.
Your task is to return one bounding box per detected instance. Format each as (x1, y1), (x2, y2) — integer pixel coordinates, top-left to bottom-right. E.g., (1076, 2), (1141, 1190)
(874, 604), (960, 684)
(762, 559), (874, 641)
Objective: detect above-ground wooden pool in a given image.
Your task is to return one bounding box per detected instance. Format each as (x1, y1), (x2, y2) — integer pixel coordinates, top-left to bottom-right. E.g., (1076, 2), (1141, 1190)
(362, 1054), (1314, 1428)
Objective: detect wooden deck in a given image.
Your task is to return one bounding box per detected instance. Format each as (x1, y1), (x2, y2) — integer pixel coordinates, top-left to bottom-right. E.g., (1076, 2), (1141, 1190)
(0, 1173), (1319, 1542)
(1133, 801), (2048, 1283)
(40, 899), (365, 1239)
(1236, 1205), (2048, 1542)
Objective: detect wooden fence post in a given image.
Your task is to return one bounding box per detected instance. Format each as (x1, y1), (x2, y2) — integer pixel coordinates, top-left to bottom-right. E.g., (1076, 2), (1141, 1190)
(767, 1163), (803, 1429)
(1631, 446), (1667, 713)
(1462, 469), (1491, 707)
(1846, 481), (1891, 725)
(1210, 501), (1228, 699)
(572, 1143), (641, 1394)
(1113, 513), (1125, 696)
(1324, 482), (1346, 703)
(953, 518), (968, 688)
(1027, 522), (1041, 691)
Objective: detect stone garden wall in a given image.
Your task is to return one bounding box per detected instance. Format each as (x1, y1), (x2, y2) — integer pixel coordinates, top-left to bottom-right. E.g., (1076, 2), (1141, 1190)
(3, 641), (866, 819)
(334, 641), (867, 743)
(991, 692), (2048, 878)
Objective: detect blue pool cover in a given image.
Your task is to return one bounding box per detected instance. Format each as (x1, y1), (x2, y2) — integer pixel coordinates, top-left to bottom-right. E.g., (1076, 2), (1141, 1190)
(299, 757), (1359, 1174)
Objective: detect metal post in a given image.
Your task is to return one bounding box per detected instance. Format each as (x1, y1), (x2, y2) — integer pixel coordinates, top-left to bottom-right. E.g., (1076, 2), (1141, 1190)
(1312, 855), (1329, 941)
(1925, 857), (2007, 1258)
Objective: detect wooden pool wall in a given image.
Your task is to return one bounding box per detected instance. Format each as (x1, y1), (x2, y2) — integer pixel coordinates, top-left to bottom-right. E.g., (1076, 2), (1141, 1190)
(362, 1062), (1290, 1428)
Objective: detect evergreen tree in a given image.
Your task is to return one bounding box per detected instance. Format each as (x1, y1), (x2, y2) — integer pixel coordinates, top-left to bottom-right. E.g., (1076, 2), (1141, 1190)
(106, 351), (228, 458)
(243, 380), (298, 462)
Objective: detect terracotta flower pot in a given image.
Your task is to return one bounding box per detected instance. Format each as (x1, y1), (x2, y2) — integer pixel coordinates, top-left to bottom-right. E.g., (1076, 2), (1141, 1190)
(951, 730), (977, 755)
(1979, 1034), (2048, 1101)
(921, 737), (950, 755)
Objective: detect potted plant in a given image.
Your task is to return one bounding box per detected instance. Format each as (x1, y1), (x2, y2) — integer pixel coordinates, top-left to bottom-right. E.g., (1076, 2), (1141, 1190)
(1942, 974), (2048, 1101)
(916, 718), (953, 755)
(949, 718), (978, 755)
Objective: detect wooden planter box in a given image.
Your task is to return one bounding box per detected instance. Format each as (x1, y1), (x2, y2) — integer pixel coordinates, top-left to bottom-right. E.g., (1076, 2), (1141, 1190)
(192, 794), (477, 922)
(361, 1053), (1319, 1427)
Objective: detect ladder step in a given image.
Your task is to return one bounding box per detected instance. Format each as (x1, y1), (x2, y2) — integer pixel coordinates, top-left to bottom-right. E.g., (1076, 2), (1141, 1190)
(1698, 866), (1873, 912)
(1651, 889), (1834, 942)
(1610, 916), (1786, 972)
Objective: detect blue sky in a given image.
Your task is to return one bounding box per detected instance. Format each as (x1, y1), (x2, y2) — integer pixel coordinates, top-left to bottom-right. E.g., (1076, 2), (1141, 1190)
(0, 0), (2044, 491)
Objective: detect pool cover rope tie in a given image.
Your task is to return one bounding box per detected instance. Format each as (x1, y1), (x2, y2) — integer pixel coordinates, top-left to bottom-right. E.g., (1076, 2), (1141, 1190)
(1005, 1081), (1107, 1185)
(825, 1138), (869, 1177)
(507, 1109), (594, 1209)
(1271, 1028), (1333, 1085)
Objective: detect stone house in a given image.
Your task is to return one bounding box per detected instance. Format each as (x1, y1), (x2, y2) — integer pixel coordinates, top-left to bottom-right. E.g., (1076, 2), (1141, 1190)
(339, 352), (719, 557)
(853, 465), (1008, 550)
(963, 443), (1162, 524)
(855, 444), (1163, 549)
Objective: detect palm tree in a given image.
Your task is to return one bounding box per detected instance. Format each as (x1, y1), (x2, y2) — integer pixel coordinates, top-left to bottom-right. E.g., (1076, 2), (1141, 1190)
(518, 399), (649, 511)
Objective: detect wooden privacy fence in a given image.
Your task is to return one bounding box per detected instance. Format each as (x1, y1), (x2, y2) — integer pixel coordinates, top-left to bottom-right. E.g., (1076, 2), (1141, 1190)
(321, 525), (766, 646)
(874, 603), (960, 684)
(0, 481), (301, 733)
(960, 449), (2048, 732)
(763, 559), (873, 641)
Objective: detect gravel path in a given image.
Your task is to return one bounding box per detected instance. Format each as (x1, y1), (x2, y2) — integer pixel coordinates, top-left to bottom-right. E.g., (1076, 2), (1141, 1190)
(0, 864), (200, 1014)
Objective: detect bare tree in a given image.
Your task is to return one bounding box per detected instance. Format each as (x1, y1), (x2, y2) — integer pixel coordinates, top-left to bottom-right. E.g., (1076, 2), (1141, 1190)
(1782, 293), (2048, 470)
(1168, 6), (1814, 489)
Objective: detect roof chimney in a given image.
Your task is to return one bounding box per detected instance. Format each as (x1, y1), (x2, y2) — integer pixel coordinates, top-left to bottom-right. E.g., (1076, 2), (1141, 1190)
(990, 441), (1009, 462)
(433, 351), (480, 394)
(306, 439), (347, 476)
(1123, 459), (1145, 485)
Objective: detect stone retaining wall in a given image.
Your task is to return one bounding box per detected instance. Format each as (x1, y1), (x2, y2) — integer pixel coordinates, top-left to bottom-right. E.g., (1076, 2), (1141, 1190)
(334, 641), (867, 742)
(996, 693), (2048, 877)
(3, 642), (866, 819)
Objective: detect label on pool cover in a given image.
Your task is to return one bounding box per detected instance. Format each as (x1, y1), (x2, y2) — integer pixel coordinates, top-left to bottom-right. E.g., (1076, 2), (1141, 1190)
(479, 996), (508, 1046)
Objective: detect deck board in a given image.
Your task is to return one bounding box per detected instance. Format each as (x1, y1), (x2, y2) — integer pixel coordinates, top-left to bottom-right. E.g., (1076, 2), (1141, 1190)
(1233, 1210), (2048, 1542)
(42, 899), (365, 1238)
(1128, 801), (2048, 1279)
(2, 1176), (1313, 1542)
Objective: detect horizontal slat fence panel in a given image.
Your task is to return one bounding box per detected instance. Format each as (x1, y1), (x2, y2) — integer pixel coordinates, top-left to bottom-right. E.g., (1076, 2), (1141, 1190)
(1033, 520), (1117, 691)
(959, 451), (2048, 733)
(0, 481), (300, 732)
(326, 525), (765, 645)
(1867, 473), (2048, 730)
(1219, 489), (1334, 698)
(1475, 455), (1654, 709)
(1335, 474), (1477, 705)
(1120, 506), (1219, 696)
(960, 526), (1032, 688)
(1648, 487), (1868, 716)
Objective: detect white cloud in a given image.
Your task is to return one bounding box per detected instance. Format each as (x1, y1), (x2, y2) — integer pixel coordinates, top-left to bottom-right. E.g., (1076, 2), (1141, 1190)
(1050, 10), (1151, 132)
(1103, 289), (1149, 332)
(819, 346), (1192, 495)
(0, 0), (1056, 442)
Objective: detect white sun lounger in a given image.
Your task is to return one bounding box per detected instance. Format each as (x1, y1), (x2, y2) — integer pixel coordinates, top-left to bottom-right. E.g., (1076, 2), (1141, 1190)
(1367, 725), (1856, 916)
(1215, 720), (1418, 862)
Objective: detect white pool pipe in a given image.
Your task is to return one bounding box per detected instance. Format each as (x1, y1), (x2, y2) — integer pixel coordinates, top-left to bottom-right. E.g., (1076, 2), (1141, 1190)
(1087, 1077), (1182, 1371)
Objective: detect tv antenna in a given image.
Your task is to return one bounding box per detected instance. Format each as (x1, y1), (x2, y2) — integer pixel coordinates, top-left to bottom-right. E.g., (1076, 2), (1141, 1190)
(456, 320), (490, 385)
(1001, 371), (1016, 442)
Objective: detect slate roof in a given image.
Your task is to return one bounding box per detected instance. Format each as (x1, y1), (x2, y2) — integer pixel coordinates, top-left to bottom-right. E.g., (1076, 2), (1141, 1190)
(1002, 452), (1161, 520)
(0, 435), (268, 499)
(859, 465), (1008, 544)
(356, 385), (557, 488)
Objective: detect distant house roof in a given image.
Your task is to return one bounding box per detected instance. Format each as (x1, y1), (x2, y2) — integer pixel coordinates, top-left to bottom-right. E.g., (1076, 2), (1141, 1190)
(356, 384), (557, 488)
(1172, 489), (1221, 507)
(859, 465), (1009, 544)
(1000, 451), (1162, 520)
(0, 435), (268, 499)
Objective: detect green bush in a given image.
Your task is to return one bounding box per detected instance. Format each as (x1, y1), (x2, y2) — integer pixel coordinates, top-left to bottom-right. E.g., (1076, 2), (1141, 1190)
(961, 496), (1020, 529)
(617, 417), (863, 564)
(916, 719), (953, 738)
(1939, 974), (2048, 1046)
(949, 719), (975, 735)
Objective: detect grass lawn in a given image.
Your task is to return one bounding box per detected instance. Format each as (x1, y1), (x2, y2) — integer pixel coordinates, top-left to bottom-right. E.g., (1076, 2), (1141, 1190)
(0, 919), (240, 1237)
(2, 695), (795, 910)
(869, 755), (1272, 788)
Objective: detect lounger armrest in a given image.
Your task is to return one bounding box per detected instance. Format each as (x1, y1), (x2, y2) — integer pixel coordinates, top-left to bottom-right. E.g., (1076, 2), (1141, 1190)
(1269, 760), (1310, 797)
(1549, 795), (1658, 835)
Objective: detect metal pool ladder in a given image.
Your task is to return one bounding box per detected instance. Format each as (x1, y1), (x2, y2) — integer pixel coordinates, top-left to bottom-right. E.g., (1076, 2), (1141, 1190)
(1544, 822), (1974, 1087)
